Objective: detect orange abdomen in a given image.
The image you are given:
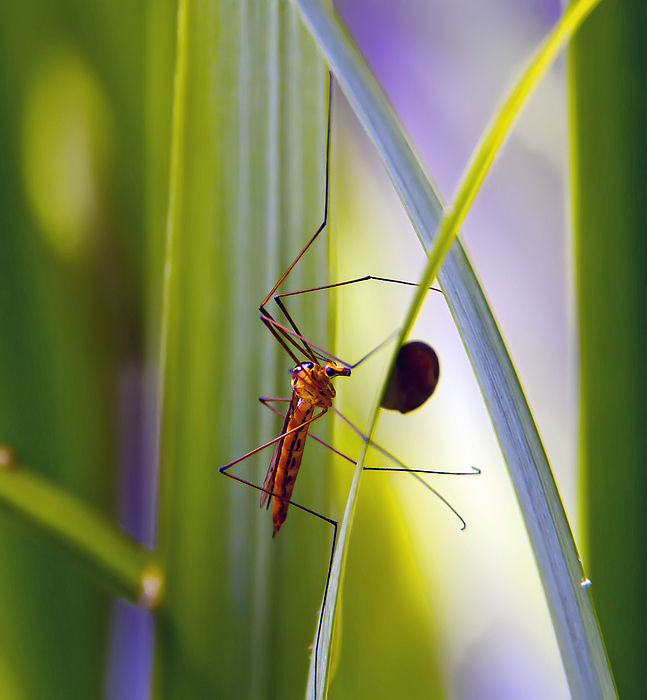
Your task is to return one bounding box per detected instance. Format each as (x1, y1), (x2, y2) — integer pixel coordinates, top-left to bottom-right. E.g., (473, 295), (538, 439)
(271, 403), (314, 534)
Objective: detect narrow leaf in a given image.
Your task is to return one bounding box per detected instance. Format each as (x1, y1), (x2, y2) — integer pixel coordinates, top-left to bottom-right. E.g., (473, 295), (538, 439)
(0, 454), (155, 602)
(571, 0), (647, 696)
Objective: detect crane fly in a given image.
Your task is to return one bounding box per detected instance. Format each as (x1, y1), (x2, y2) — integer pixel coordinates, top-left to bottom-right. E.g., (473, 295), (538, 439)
(259, 358), (350, 536)
(256, 333), (445, 535)
(218, 71), (479, 696)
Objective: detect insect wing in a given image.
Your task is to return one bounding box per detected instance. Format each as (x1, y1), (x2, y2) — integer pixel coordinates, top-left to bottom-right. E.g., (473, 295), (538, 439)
(259, 392), (298, 509)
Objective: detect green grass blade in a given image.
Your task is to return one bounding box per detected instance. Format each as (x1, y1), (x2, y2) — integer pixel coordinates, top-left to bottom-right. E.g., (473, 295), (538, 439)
(295, 1), (615, 698)
(0, 454), (155, 601)
(570, 1), (647, 696)
(152, 1), (333, 696)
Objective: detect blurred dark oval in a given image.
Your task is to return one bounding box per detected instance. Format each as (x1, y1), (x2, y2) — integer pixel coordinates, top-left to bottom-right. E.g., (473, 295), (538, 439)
(381, 341), (440, 414)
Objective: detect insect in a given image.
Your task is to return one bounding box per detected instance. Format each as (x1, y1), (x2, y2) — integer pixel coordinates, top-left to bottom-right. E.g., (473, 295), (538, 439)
(259, 358), (350, 536)
(219, 71), (478, 695)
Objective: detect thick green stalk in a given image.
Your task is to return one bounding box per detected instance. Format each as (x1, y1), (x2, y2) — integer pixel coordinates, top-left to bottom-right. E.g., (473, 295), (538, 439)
(152, 0), (331, 696)
(571, 1), (647, 697)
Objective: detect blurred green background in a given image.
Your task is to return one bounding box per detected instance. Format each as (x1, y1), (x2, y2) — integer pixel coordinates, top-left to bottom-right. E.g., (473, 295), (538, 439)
(0, 0), (145, 698)
(0, 0), (639, 698)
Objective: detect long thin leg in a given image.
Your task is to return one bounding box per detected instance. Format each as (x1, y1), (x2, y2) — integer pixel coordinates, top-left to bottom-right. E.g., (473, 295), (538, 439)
(260, 314), (316, 367)
(258, 309), (404, 372)
(276, 274), (442, 303)
(261, 274), (442, 378)
(263, 274), (442, 369)
(259, 74), (333, 311)
(259, 272), (445, 371)
(274, 275), (440, 339)
(331, 406), (480, 530)
(258, 73), (334, 371)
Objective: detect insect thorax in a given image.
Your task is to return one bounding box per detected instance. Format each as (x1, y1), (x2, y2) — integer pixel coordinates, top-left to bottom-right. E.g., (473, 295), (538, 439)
(291, 362), (335, 407)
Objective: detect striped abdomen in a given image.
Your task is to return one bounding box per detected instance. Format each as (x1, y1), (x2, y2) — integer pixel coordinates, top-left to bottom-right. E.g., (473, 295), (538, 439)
(270, 400), (314, 534)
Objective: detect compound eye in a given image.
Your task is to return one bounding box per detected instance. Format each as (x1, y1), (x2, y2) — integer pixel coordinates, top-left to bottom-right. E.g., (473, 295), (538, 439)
(325, 365), (336, 377)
